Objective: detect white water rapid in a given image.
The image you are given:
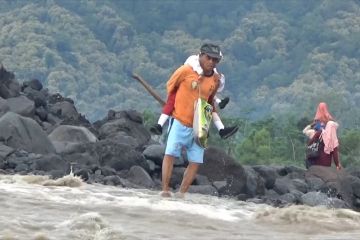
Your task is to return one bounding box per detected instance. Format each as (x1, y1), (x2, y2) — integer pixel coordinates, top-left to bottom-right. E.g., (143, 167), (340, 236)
(1, 174), (360, 240)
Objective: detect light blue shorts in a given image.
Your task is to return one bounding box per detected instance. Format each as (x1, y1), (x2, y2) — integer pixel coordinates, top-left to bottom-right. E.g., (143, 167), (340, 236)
(165, 119), (204, 163)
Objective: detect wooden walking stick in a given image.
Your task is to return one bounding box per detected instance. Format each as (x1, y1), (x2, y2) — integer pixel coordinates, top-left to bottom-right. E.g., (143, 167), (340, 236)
(131, 73), (166, 106)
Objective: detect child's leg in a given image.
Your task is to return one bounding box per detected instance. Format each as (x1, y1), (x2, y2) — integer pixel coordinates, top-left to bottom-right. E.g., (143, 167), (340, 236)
(151, 91), (177, 136)
(214, 95), (222, 104)
(157, 114), (169, 126)
(212, 112), (224, 131)
(217, 96), (229, 109)
(212, 112), (238, 139)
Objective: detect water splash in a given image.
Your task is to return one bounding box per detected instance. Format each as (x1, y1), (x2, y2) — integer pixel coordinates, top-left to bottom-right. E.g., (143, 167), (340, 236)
(57, 212), (125, 240)
(255, 204), (360, 233)
(1, 174), (360, 240)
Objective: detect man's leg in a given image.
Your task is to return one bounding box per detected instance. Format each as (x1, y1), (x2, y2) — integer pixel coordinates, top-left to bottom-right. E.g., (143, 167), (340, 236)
(179, 162), (199, 194)
(161, 154), (175, 196)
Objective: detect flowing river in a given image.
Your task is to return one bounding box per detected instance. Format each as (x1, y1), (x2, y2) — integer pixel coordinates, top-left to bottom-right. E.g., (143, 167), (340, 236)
(1, 174), (360, 240)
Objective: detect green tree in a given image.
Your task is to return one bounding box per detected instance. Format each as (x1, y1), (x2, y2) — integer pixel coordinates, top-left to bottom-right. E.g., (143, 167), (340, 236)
(339, 129), (360, 167)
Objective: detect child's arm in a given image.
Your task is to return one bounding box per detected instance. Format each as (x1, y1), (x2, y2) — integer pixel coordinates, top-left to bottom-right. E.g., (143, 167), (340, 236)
(162, 90), (176, 115)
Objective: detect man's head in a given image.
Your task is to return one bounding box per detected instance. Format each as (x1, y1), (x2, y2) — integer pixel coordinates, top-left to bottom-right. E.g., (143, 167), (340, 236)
(199, 43), (222, 75)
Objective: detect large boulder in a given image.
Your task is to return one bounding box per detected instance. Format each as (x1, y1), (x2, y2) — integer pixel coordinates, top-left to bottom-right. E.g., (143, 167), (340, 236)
(142, 144), (165, 166)
(105, 132), (139, 149)
(65, 139), (149, 172)
(252, 165), (279, 189)
(62, 152), (100, 170)
(22, 79), (43, 91)
(0, 144), (14, 160)
(23, 87), (47, 108)
(278, 165), (306, 179)
(98, 110), (151, 148)
(305, 166), (357, 209)
(243, 166), (266, 197)
(48, 125), (98, 153)
(273, 176), (307, 195)
(199, 147), (246, 196)
(5, 151), (68, 177)
(30, 154), (69, 177)
(0, 97), (9, 118)
(0, 65), (20, 99)
(300, 191), (348, 209)
(126, 165), (155, 188)
(0, 112), (55, 154)
(49, 101), (79, 119)
(6, 95), (35, 117)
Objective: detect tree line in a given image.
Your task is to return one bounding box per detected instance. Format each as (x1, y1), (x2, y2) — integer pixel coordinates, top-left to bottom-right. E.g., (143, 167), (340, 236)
(0, 0), (359, 166)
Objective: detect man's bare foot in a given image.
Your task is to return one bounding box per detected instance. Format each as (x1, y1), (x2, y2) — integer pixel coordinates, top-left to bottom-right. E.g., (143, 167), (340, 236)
(174, 192), (185, 199)
(160, 191), (172, 198)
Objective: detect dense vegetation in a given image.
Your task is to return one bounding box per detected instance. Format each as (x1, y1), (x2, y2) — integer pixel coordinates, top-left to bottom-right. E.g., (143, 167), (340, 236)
(143, 111), (360, 168)
(1, 0), (359, 166)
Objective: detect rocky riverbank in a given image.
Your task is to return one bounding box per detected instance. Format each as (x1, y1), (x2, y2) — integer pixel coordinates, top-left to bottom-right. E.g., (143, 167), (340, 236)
(0, 65), (359, 211)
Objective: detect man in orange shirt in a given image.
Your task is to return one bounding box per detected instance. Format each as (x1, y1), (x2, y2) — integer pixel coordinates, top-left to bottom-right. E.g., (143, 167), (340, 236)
(150, 53), (237, 138)
(161, 43), (227, 197)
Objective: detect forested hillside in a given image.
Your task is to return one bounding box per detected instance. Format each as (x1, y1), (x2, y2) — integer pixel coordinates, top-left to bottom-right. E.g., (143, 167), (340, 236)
(1, 0), (360, 166)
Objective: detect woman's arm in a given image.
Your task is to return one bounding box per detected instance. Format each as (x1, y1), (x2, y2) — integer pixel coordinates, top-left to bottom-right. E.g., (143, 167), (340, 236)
(332, 147), (342, 170)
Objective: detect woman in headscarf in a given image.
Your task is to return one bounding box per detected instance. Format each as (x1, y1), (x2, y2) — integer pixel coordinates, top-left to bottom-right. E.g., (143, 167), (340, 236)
(303, 102), (333, 139)
(303, 102), (334, 140)
(313, 102), (334, 131)
(306, 121), (342, 170)
(303, 102), (342, 170)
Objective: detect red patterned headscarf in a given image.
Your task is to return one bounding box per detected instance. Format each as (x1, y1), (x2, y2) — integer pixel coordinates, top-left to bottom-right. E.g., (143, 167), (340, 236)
(314, 102), (334, 124)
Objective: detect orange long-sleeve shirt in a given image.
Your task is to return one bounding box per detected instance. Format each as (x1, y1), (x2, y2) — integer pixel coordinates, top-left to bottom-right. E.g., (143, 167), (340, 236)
(166, 65), (219, 127)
